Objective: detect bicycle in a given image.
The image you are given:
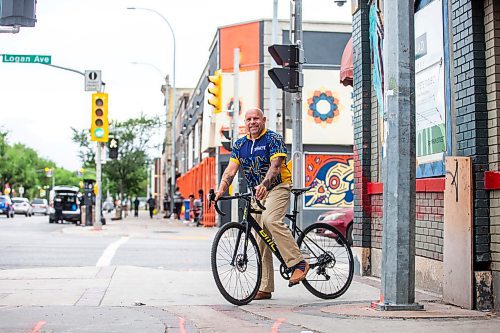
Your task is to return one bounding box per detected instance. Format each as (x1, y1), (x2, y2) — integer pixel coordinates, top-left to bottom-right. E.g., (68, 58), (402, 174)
(208, 187), (354, 306)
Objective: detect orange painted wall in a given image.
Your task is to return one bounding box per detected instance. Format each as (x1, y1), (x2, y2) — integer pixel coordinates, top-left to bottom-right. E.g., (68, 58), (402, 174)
(219, 21), (261, 105)
(176, 157), (216, 227)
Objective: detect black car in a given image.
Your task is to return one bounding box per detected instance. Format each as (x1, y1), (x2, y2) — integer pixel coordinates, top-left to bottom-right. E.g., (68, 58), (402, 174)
(49, 186), (81, 224)
(0, 195), (15, 218)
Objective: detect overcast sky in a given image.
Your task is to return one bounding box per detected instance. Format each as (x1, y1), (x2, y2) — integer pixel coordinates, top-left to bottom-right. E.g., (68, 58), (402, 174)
(0, 0), (352, 171)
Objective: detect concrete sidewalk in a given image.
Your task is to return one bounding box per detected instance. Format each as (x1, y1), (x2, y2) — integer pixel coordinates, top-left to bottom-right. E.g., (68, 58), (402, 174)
(0, 214), (498, 332)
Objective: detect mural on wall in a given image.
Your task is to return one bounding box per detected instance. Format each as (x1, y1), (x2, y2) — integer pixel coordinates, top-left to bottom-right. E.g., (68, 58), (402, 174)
(369, 0), (384, 157)
(302, 70), (353, 145)
(304, 154), (354, 209)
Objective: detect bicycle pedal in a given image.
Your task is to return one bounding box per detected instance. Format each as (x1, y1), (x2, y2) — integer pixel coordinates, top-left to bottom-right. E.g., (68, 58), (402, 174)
(288, 281), (300, 287)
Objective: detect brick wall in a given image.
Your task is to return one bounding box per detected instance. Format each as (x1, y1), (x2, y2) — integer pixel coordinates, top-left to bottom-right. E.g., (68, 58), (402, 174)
(416, 192), (445, 261)
(370, 194), (383, 249)
(484, 0), (500, 275)
(452, 0), (491, 264)
(352, 1), (372, 249)
(370, 191), (444, 262)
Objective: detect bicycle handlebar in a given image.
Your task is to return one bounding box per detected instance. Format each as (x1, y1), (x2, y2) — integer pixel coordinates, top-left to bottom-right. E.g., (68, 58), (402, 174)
(208, 189), (265, 217)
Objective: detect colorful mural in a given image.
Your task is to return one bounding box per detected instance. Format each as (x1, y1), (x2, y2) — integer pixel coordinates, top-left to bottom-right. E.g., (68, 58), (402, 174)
(304, 154), (354, 209)
(302, 69), (353, 145)
(369, 0), (384, 156)
(307, 90), (340, 123)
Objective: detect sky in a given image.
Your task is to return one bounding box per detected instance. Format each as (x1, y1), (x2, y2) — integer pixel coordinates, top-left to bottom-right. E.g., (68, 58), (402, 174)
(0, 0), (352, 171)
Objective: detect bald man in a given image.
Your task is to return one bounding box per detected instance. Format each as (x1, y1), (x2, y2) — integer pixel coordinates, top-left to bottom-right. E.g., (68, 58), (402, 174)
(214, 108), (309, 300)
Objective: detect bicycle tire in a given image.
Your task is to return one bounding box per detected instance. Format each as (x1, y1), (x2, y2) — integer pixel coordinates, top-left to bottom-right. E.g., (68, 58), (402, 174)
(211, 222), (262, 305)
(297, 222), (354, 299)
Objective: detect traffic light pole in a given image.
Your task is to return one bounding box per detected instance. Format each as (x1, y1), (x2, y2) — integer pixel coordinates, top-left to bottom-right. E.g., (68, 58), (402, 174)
(94, 142), (102, 229)
(291, 0), (304, 229)
(231, 48), (240, 222)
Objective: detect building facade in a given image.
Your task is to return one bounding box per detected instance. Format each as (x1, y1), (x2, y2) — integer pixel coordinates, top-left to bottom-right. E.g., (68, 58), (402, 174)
(351, 0), (500, 310)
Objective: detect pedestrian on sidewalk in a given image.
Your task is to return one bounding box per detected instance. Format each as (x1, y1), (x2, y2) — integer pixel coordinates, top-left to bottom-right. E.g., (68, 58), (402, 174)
(173, 187), (184, 220)
(163, 193), (171, 218)
(54, 195), (63, 223)
(147, 196), (155, 219)
(193, 189), (203, 227)
(133, 197), (140, 217)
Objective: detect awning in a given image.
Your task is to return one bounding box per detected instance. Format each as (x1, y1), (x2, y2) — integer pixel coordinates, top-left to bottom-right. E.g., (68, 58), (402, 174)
(340, 37), (353, 87)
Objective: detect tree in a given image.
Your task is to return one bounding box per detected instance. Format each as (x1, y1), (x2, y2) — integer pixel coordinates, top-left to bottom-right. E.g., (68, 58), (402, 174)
(72, 114), (161, 200)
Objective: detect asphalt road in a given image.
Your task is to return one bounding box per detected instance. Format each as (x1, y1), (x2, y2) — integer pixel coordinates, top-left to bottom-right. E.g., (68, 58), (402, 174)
(0, 213), (211, 271)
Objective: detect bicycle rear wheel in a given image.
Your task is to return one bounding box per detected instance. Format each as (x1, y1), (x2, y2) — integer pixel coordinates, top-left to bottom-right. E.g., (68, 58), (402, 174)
(211, 222), (262, 305)
(297, 222), (354, 299)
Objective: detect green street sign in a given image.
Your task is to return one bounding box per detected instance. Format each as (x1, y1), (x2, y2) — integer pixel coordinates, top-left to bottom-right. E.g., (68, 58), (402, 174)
(2, 54), (52, 64)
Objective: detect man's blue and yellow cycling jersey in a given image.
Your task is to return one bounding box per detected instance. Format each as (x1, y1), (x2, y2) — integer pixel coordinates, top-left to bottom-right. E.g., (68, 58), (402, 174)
(230, 129), (292, 190)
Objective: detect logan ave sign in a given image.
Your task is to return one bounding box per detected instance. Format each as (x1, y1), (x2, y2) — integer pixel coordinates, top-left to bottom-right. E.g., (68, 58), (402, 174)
(2, 54), (51, 64)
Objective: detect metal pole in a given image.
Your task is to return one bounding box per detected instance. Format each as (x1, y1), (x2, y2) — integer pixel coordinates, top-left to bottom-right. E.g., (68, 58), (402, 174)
(127, 7), (176, 217)
(291, 0), (304, 229)
(94, 142), (102, 229)
(232, 48), (240, 222)
(375, 0), (422, 311)
(268, 0), (278, 132)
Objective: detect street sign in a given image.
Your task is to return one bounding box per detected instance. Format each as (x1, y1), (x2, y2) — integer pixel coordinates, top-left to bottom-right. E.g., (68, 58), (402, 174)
(85, 70), (102, 91)
(2, 54), (51, 64)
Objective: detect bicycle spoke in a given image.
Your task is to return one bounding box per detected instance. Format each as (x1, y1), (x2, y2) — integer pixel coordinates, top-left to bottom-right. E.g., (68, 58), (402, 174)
(298, 224), (353, 299)
(212, 223), (261, 305)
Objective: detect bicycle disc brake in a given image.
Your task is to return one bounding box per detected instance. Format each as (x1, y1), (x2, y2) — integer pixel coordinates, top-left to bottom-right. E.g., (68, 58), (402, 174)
(279, 264), (292, 280)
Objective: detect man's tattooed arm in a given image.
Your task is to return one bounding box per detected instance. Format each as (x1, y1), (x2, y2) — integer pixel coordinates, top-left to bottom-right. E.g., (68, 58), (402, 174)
(216, 161), (239, 199)
(260, 156), (284, 189)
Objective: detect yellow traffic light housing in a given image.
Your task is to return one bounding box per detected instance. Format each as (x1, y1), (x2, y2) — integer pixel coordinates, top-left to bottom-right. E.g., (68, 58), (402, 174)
(90, 92), (109, 142)
(207, 70), (222, 113)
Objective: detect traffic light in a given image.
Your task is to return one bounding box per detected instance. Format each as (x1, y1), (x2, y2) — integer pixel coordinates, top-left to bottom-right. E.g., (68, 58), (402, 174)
(207, 70), (222, 113)
(0, 0), (37, 27)
(268, 44), (303, 93)
(221, 129), (231, 152)
(108, 138), (119, 160)
(90, 92), (109, 142)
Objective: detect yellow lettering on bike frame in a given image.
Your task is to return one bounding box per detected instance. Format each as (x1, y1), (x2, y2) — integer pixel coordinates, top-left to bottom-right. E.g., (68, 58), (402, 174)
(259, 229), (277, 252)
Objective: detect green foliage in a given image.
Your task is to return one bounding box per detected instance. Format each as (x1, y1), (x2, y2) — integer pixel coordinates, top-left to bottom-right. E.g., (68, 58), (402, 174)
(0, 131), (80, 199)
(72, 113), (160, 199)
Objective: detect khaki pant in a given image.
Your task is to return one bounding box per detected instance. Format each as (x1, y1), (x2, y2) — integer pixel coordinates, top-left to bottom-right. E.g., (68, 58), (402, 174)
(253, 182), (303, 293)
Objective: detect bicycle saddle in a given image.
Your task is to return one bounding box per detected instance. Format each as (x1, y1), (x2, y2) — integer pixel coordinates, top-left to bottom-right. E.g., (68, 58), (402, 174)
(291, 186), (313, 195)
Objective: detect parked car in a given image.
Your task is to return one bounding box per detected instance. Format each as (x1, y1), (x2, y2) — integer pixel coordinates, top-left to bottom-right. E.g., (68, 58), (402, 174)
(49, 186), (81, 224)
(31, 198), (49, 215)
(12, 197), (33, 217)
(314, 207), (354, 245)
(0, 195), (15, 218)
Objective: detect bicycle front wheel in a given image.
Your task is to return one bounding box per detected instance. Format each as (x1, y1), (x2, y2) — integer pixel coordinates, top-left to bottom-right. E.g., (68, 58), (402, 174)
(211, 222), (262, 305)
(297, 222), (354, 299)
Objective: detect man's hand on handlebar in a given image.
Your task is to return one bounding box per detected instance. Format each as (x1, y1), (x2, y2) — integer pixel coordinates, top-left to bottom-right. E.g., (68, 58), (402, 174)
(254, 184), (268, 201)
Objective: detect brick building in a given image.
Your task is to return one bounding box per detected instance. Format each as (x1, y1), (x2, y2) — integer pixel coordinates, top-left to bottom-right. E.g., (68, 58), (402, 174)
(351, 0), (500, 310)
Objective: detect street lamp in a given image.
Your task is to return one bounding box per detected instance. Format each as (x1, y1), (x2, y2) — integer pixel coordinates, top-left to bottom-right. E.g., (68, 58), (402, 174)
(127, 6), (177, 215)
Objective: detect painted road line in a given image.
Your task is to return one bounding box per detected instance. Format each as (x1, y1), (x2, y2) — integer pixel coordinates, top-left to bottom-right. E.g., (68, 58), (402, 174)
(271, 318), (286, 333)
(178, 316), (187, 333)
(96, 236), (129, 267)
(31, 321), (46, 333)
